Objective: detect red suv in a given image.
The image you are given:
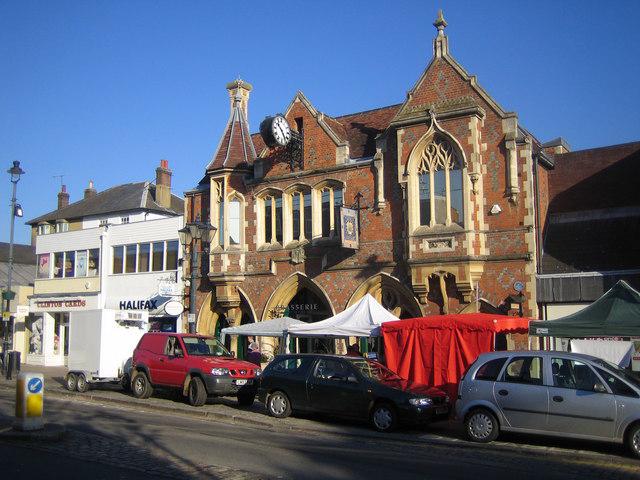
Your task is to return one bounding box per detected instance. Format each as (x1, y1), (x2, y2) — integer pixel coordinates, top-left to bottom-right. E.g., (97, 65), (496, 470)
(131, 332), (260, 407)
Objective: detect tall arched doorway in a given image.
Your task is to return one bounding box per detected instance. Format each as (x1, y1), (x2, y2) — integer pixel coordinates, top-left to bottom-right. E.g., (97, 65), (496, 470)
(196, 288), (256, 359)
(262, 273), (335, 354)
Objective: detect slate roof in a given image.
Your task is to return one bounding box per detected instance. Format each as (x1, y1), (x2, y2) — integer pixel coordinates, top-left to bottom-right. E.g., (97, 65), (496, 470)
(0, 243), (36, 288)
(26, 182), (183, 225)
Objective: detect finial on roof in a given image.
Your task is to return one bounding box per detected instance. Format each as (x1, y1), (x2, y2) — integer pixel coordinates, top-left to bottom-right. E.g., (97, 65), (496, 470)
(434, 9), (447, 35)
(432, 9), (449, 58)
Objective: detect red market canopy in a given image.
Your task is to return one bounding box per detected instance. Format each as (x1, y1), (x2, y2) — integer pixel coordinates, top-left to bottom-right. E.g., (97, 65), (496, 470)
(381, 313), (530, 398)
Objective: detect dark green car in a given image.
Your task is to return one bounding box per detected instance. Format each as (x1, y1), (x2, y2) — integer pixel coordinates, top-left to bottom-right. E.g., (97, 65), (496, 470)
(257, 354), (450, 432)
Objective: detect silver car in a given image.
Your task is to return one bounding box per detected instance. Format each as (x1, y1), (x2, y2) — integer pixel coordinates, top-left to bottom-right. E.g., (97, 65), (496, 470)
(455, 350), (640, 457)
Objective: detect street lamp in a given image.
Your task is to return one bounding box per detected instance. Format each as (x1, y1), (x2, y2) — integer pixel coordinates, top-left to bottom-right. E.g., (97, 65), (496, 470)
(2, 161), (25, 367)
(179, 221), (216, 334)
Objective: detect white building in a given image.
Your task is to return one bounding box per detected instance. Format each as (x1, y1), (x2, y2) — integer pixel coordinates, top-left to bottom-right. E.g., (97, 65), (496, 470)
(25, 160), (184, 366)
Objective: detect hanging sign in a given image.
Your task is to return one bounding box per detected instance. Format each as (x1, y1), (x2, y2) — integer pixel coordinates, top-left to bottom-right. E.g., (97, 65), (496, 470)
(340, 207), (359, 249)
(164, 300), (184, 316)
(158, 281), (180, 297)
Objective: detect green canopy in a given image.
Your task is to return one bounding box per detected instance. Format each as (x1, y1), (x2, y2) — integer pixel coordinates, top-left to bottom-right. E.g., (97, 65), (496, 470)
(530, 280), (640, 337)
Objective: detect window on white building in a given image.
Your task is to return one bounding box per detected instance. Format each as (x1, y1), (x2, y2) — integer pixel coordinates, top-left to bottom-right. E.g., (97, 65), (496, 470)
(125, 244), (137, 273)
(56, 221), (69, 233)
(138, 243), (150, 272)
(37, 223), (52, 235)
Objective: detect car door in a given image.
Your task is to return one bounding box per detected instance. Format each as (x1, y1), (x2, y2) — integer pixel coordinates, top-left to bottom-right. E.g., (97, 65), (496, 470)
(163, 336), (188, 387)
(307, 358), (367, 417)
(265, 356), (315, 410)
(493, 355), (549, 431)
(546, 357), (617, 439)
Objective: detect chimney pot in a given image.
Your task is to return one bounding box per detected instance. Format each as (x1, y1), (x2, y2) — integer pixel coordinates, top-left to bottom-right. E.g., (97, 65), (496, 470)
(155, 160), (172, 208)
(84, 179), (97, 199)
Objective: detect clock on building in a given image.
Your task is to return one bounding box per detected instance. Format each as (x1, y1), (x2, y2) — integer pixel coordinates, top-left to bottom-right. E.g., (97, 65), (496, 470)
(260, 115), (292, 148)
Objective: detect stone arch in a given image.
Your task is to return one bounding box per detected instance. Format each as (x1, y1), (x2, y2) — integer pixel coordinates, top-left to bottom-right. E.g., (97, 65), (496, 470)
(347, 272), (422, 319)
(261, 272), (335, 321)
(196, 288), (257, 337)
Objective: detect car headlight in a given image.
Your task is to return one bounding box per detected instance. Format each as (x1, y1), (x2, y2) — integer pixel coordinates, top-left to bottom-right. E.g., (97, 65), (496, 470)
(409, 397), (433, 407)
(255, 368), (262, 376)
(211, 368), (229, 376)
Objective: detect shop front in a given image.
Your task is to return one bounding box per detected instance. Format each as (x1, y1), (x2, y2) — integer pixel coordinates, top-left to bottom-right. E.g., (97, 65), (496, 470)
(28, 294), (100, 366)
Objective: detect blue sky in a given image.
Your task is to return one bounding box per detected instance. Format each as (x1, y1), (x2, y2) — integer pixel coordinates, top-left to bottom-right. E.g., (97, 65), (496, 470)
(1, 0), (639, 245)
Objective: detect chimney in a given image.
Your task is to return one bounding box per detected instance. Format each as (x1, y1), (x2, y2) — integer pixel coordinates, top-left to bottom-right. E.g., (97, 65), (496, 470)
(84, 180), (97, 199)
(542, 137), (571, 156)
(57, 185), (70, 210)
(226, 79), (252, 119)
(155, 159), (172, 208)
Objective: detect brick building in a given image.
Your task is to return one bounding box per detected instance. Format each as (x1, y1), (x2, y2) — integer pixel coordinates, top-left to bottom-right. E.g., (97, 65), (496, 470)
(184, 11), (554, 355)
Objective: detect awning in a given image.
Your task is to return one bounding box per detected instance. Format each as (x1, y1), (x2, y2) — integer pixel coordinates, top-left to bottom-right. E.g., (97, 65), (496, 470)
(530, 280), (640, 337)
(220, 317), (305, 343)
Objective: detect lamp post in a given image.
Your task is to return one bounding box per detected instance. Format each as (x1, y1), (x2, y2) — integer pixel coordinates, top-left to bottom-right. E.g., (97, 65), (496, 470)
(2, 161), (25, 364)
(178, 221), (216, 334)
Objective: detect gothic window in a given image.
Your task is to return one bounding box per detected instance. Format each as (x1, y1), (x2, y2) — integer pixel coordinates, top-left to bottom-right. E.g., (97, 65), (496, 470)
(320, 186), (343, 238)
(259, 191), (283, 246)
(290, 189), (312, 242)
(417, 137), (463, 228)
(228, 197), (241, 246)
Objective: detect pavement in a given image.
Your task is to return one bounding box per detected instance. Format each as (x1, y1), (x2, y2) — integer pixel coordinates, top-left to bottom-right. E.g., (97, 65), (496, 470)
(0, 364), (636, 464)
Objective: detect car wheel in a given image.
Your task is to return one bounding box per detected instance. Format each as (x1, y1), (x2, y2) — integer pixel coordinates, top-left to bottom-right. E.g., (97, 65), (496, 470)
(188, 376), (208, 407)
(237, 392), (256, 407)
(465, 408), (499, 443)
(370, 403), (397, 432)
(627, 423), (640, 459)
(76, 373), (89, 393)
(65, 373), (77, 391)
(267, 391), (292, 418)
(120, 373), (131, 392)
(132, 371), (153, 399)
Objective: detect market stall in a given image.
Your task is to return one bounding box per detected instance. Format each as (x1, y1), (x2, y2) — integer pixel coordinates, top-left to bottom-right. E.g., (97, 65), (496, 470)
(529, 280), (640, 369)
(382, 313), (530, 398)
(220, 317), (305, 355)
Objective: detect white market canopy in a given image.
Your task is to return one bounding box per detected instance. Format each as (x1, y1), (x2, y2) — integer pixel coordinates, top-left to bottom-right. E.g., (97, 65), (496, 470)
(220, 316), (304, 343)
(286, 294), (399, 338)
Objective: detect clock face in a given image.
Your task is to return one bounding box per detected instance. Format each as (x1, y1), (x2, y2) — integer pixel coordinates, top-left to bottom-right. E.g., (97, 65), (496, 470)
(272, 115), (291, 146)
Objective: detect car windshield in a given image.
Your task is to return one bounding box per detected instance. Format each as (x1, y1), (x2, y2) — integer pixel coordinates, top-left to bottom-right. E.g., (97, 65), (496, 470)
(350, 359), (402, 381)
(182, 337), (231, 357)
(592, 358), (640, 389)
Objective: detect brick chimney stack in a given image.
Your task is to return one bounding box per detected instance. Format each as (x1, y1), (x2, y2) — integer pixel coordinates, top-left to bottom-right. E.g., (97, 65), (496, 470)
(155, 159), (172, 208)
(84, 180), (97, 199)
(57, 185), (70, 210)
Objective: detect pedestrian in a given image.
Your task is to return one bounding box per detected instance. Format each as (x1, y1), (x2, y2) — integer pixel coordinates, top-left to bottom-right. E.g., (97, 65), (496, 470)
(346, 343), (361, 357)
(247, 341), (262, 366)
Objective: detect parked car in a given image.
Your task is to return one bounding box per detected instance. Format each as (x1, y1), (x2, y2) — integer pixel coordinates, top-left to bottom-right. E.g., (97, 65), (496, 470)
(257, 354), (450, 432)
(131, 332), (261, 406)
(455, 350), (640, 457)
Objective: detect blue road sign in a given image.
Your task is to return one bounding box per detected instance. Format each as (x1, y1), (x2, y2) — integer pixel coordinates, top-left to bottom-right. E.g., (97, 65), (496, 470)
(27, 377), (43, 394)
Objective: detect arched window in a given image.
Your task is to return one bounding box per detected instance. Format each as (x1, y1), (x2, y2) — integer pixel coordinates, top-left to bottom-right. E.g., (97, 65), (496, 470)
(417, 137), (463, 227)
(291, 190), (311, 242)
(320, 186), (343, 238)
(228, 197), (241, 246)
(260, 192), (283, 245)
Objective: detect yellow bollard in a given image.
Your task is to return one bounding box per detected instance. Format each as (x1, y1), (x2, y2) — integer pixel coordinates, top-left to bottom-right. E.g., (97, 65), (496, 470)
(14, 372), (44, 431)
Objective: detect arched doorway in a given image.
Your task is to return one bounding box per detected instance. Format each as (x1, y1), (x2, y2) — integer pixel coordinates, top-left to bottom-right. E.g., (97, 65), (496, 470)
(348, 273), (422, 354)
(262, 273), (335, 354)
(196, 289), (256, 358)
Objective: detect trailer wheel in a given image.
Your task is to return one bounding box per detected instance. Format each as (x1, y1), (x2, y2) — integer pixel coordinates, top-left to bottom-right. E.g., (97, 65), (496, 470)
(76, 373), (89, 393)
(65, 373), (77, 391)
(132, 371), (153, 399)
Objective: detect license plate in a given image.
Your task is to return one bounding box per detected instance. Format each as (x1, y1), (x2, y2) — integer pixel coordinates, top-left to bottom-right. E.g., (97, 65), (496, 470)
(235, 379), (247, 386)
(435, 407), (449, 415)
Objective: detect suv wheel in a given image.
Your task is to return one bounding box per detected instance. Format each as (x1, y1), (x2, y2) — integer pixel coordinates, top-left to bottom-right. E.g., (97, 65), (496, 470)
(132, 371), (153, 399)
(188, 376), (208, 407)
(370, 403), (397, 432)
(65, 373), (77, 392)
(465, 408), (499, 443)
(267, 391), (292, 418)
(76, 373), (89, 393)
(627, 423), (640, 458)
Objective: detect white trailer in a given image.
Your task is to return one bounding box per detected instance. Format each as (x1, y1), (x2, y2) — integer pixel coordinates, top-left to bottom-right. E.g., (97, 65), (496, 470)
(65, 309), (148, 392)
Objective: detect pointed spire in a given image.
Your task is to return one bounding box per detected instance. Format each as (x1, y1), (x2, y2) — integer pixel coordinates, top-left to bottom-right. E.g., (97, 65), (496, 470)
(207, 79), (257, 170)
(433, 9), (449, 58)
